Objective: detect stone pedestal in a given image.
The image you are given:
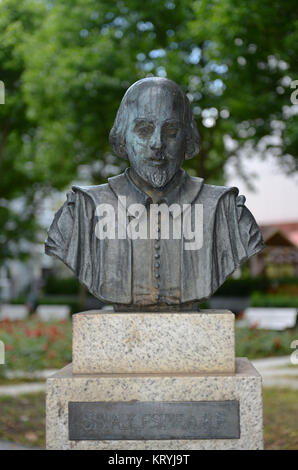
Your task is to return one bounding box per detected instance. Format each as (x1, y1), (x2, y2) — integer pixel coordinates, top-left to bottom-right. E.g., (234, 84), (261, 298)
(72, 310), (235, 374)
(46, 310), (264, 450)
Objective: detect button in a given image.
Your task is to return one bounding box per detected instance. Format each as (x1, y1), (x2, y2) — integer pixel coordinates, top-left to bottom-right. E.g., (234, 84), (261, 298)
(155, 262), (160, 268)
(154, 253), (160, 259)
(155, 273), (160, 279)
(154, 243), (160, 249)
(155, 295), (159, 301)
(154, 282), (160, 289)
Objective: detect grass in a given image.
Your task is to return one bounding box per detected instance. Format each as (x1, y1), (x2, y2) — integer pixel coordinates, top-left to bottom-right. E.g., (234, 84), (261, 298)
(263, 388), (298, 450)
(235, 324), (298, 359)
(0, 393), (45, 448)
(0, 377), (45, 386)
(0, 388), (296, 449)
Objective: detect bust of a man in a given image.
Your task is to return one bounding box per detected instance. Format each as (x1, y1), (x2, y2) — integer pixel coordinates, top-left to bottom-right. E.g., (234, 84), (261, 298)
(45, 77), (264, 311)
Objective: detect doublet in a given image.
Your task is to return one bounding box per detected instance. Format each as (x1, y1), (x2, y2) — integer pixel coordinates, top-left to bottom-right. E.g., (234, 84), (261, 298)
(45, 169), (265, 307)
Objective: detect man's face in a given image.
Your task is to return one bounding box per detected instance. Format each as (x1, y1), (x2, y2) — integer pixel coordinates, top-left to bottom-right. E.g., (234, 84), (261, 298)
(125, 85), (186, 188)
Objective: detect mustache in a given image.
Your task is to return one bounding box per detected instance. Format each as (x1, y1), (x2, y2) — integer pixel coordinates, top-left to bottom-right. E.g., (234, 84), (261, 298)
(147, 150), (170, 161)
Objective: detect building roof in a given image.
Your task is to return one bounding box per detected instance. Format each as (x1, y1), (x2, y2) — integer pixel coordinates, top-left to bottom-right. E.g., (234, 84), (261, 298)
(260, 222), (298, 248)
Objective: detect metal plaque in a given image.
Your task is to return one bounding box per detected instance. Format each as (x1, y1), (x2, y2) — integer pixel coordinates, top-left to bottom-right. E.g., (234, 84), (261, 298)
(68, 401), (240, 440)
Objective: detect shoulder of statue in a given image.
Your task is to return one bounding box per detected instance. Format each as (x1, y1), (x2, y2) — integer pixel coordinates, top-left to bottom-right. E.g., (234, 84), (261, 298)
(107, 171), (127, 187)
(198, 182), (239, 203)
(70, 182), (112, 206)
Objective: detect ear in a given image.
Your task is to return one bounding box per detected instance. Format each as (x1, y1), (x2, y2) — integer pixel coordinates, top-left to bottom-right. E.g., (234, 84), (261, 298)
(184, 116), (200, 160)
(184, 134), (200, 160)
(109, 130), (129, 160)
(118, 142), (129, 160)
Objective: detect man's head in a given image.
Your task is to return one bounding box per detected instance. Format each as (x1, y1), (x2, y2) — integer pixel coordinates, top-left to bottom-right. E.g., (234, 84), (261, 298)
(109, 77), (200, 188)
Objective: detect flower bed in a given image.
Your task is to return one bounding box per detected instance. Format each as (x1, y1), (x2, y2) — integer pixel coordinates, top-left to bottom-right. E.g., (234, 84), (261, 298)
(1, 315), (297, 377)
(235, 323), (298, 359)
(0, 316), (72, 376)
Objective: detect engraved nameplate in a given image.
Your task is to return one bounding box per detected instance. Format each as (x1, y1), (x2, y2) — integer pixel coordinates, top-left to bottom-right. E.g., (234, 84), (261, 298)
(68, 401), (240, 440)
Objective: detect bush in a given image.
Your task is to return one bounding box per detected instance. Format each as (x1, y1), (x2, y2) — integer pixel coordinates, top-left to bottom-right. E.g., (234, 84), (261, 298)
(214, 277), (298, 297)
(250, 292), (298, 308)
(214, 278), (269, 297)
(43, 276), (80, 295)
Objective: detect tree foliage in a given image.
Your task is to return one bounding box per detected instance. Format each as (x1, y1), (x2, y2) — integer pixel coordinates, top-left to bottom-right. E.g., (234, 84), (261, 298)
(0, 0), (46, 262)
(23, 0), (298, 185)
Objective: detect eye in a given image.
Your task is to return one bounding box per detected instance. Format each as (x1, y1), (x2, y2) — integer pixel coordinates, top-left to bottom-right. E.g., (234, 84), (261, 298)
(164, 126), (178, 138)
(134, 123), (154, 138)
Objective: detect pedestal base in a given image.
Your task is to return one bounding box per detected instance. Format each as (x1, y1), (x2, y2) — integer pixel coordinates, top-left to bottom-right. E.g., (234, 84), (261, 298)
(46, 358), (263, 450)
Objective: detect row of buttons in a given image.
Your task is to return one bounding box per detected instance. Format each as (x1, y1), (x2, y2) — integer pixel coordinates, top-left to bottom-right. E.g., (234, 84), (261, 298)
(154, 223), (161, 300)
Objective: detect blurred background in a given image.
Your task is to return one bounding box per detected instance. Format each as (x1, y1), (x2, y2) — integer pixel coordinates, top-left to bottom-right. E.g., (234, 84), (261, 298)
(0, 0), (297, 450)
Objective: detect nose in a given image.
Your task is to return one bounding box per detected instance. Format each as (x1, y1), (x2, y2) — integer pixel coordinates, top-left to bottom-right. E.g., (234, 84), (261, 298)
(150, 127), (162, 152)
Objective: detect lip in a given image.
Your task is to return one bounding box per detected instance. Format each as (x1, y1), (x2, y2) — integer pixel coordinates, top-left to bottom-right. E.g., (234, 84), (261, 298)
(148, 159), (167, 167)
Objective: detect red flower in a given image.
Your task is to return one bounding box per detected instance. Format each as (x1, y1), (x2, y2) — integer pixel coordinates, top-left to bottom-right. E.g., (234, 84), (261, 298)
(250, 322), (259, 330)
(47, 325), (64, 342)
(5, 344), (13, 351)
(34, 327), (43, 337)
(48, 351), (56, 359)
(274, 337), (281, 349)
(25, 328), (33, 338)
(0, 319), (14, 334)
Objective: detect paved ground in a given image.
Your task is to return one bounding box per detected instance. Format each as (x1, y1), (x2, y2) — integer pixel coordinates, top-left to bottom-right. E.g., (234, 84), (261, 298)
(0, 382), (46, 397)
(252, 356), (298, 390)
(252, 356), (295, 369)
(4, 369), (58, 380)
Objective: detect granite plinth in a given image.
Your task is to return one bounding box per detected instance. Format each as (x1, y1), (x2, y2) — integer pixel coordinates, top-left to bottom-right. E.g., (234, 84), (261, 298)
(72, 310), (235, 374)
(46, 358), (263, 450)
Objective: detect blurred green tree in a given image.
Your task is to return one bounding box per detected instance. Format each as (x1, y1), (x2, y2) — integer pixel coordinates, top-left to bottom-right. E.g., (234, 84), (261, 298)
(0, 0), (46, 263)
(23, 0), (298, 187)
(190, 0), (298, 180)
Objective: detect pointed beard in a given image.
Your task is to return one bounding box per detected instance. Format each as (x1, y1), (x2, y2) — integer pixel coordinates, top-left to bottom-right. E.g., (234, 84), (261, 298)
(143, 167), (169, 188)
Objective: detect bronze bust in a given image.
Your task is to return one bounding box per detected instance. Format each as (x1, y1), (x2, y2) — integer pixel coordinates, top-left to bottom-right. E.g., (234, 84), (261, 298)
(45, 77), (264, 311)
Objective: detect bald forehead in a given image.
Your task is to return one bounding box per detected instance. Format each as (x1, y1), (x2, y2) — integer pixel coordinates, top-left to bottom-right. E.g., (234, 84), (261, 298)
(126, 81), (185, 122)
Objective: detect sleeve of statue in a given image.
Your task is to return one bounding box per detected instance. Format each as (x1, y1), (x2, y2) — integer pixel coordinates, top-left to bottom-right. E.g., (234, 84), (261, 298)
(45, 190), (75, 261)
(45, 189), (95, 286)
(212, 189), (265, 288)
(235, 194), (265, 257)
